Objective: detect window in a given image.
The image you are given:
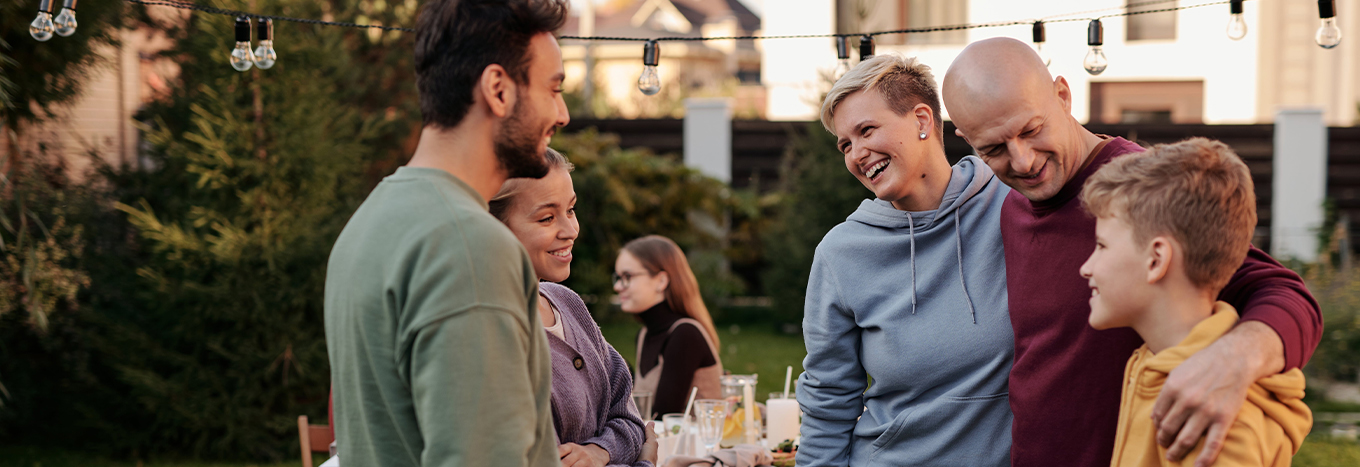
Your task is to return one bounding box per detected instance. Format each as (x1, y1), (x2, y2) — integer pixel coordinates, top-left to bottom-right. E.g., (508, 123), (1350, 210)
(1126, 0), (1177, 41)
(836, 0), (967, 46)
(1089, 81), (1204, 124)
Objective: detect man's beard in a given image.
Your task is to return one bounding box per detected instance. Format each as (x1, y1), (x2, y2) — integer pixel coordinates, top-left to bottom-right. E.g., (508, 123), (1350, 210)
(495, 99), (552, 180)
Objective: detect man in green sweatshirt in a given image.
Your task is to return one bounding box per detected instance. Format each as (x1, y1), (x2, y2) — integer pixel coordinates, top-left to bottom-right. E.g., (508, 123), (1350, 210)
(324, 1), (571, 466)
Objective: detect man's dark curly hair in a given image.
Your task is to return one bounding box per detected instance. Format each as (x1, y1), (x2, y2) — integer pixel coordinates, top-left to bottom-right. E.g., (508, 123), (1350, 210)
(415, 0), (569, 129)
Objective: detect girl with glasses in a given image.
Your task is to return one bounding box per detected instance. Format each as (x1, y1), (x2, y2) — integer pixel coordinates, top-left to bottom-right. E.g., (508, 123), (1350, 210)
(613, 235), (723, 416)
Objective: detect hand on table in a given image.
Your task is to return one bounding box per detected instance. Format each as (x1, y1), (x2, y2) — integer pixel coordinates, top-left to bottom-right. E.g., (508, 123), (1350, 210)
(1152, 321), (1284, 467)
(559, 442), (610, 467)
(640, 422), (659, 465)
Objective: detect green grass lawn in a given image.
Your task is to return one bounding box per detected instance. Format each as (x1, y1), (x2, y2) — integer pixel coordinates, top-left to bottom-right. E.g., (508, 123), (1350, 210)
(7, 323), (1360, 466)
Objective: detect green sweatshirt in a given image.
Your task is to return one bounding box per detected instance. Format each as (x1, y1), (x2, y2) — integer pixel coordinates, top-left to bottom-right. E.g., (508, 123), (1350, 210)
(325, 167), (557, 467)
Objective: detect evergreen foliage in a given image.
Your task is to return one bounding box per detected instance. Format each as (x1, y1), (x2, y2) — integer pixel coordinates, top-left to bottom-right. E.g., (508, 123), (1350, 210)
(552, 129), (754, 320)
(760, 123), (870, 325)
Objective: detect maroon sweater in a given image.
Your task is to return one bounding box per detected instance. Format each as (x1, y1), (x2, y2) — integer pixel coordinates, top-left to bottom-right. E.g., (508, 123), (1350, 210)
(1004, 137), (1322, 467)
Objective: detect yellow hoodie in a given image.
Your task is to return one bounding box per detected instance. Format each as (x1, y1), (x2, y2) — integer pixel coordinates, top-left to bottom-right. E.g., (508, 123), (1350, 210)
(1110, 302), (1312, 467)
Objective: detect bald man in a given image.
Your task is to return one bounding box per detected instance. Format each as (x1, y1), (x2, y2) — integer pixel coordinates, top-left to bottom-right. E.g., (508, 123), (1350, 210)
(941, 37), (1321, 467)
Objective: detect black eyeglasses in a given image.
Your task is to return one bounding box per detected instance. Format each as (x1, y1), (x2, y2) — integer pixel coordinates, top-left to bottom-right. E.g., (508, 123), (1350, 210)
(611, 270), (654, 288)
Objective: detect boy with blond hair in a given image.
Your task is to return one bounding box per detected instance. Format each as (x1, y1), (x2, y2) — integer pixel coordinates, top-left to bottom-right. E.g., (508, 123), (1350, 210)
(1078, 138), (1313, 466)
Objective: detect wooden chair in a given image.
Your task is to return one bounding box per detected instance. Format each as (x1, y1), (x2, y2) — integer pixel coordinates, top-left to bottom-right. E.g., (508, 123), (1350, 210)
(298, 415), (334, 467)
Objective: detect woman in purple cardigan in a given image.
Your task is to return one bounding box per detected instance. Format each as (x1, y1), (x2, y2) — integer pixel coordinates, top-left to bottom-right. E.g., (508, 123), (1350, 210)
(491, 149), (656, 467)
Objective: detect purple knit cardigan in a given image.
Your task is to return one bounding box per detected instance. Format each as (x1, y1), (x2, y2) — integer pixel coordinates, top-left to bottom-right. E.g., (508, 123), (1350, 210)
(540, 282), (653, 467)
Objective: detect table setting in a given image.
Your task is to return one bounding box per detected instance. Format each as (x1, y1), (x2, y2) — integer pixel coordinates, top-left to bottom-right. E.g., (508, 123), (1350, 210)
(638, 366), (801, 467)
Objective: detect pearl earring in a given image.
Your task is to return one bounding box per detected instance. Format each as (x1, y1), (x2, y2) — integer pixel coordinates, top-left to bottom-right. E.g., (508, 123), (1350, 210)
(919, 132), (928, 140)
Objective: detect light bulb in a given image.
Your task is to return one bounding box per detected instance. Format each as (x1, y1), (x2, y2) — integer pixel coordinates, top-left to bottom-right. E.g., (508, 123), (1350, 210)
(231, 42), (256, 71)
(253, 41), (276, 69)
(1316, 0), (1342, 49)
(1316, 18), (1342, 49)
(1032, 22), (1051, 67)
(1226, 14), (1248, 40)
(253, 18), (276, 69)
(637, 40), (661, 95)
(637, 66), (660, 95)
(230, 17), (255, 71)
(834, 36), (851, 76)
(1034, 43), (1052, 67)
(836, 59), (851, 77)
(53, 0), (76, 37)
(1084, 19), (1107, 76)
(1084, 46), (1108, 75)
(54, 9), (76, 37)
(1226, 0), (1247, 40)
(30, 11), (55, 41)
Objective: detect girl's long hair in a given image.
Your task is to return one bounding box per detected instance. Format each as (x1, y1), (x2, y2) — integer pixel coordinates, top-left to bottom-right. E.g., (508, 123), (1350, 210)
(621, 235), (720, 348)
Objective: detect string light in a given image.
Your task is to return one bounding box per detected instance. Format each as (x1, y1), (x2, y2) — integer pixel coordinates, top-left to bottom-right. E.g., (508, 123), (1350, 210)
(37, 0), (1332, 93)
(835, 36), (851, 77)
(637, 40), (660, 96)
(1084, 19), (1108, 75)
(1315, 0), (1342, 49)
(859, 35), (874, 61)
(1226, 0), (1247, 40)
(53, 0), (78, 37)
(29, 0), (55, 42)
(230, 16), (256, 71)
(1032, 21), (1051, 66)
(253, 18), (277, 69)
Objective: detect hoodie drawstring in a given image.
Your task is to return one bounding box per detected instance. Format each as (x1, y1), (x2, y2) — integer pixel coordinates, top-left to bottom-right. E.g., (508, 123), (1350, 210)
(907, 212), (917, 315)
(954, 211), (978, 324)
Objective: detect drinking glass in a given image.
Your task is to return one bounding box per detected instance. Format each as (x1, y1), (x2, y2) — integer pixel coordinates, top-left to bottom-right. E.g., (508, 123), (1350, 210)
(662, 413), (689, 436)
(694, 399), (729, 454)
(632, 391), (654, 421)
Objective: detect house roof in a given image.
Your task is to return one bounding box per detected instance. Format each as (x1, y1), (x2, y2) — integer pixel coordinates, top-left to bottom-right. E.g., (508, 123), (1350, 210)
(561, 0), (760, 37)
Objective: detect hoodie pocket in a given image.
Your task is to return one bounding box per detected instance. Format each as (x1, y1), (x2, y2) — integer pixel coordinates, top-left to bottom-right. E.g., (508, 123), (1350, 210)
(866, 392), (1012, 466)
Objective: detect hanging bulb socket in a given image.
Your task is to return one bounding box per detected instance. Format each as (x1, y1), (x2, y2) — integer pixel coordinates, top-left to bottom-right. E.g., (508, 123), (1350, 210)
(1226, 0), (1248, 40)
(236, 16), (252, 43)
(1032, 21), (1052, 66)
(253, 18), (277, 69)
(859, 35), (874, 61)
(836, 36), (851, 61)
(230, 16), (256, 71)
(642, 39), (659, 67)
(637, 40), (661, 95)
(257, 17), (271, 42)
(1319, 0), (1336, 19)
(1316, 0), (1342, 48)
(1084, 19), (1108, 75)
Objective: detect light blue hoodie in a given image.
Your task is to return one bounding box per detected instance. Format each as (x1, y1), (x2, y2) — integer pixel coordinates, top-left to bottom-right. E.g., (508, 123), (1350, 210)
(796, 156), (1014, 467)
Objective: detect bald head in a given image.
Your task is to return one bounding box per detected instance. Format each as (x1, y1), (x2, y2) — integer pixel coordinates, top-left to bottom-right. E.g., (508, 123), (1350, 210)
(942, 37), (1054, 129)
(941, 37), (1099, 202)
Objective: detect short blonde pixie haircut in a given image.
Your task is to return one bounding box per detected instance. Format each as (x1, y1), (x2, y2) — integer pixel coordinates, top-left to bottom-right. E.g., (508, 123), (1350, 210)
(820, 54), (944, 141)
(1081, 137), (1256, 291)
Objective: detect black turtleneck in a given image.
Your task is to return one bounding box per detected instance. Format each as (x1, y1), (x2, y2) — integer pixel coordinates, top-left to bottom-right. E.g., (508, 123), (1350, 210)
(636, 301), (718, 415)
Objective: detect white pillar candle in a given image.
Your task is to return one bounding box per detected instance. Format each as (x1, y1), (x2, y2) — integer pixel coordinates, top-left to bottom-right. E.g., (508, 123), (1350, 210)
(766, 397), (801, 446)
(742, 383), (757, 445)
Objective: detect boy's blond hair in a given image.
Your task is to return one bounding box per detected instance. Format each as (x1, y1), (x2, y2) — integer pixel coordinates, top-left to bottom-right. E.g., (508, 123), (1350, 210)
(820, 53), (943, 140)
(1081, 137), (1256, 291)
